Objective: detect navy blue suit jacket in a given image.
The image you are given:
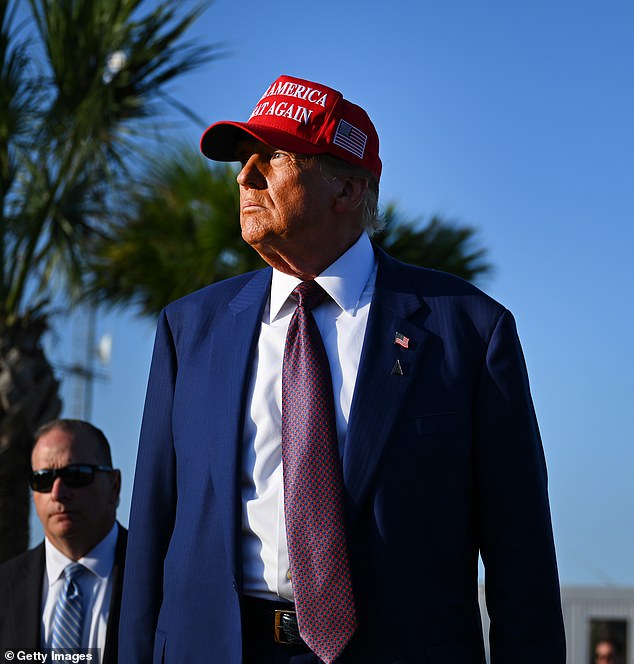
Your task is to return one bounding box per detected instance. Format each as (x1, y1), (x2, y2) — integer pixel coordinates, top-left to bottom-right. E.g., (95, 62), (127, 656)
(119, 248), (565, 663)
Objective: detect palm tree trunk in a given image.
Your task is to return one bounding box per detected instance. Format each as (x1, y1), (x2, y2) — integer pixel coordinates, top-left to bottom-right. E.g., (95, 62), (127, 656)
(0, 315), (61, 563)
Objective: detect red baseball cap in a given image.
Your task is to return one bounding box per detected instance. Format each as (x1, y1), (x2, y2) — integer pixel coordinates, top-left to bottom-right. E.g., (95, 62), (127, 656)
(200, 74), (382, 180)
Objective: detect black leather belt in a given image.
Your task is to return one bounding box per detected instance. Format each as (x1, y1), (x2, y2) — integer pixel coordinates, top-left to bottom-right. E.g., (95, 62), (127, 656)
(242, 596), (307, 647)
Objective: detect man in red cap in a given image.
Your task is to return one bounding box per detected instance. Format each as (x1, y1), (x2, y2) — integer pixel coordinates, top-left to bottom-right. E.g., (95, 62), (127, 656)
(119, 75), (566, 663)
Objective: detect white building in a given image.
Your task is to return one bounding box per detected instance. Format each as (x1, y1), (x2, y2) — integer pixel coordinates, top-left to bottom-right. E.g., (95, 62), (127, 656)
(479, 585), (634, 663)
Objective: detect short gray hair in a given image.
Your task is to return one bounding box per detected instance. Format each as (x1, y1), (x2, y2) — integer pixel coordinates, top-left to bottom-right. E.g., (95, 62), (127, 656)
(311, 154), (384, 236)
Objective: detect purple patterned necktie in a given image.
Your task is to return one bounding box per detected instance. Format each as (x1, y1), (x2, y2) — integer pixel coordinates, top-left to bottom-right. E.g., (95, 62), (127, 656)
(282, 280), (357, 664)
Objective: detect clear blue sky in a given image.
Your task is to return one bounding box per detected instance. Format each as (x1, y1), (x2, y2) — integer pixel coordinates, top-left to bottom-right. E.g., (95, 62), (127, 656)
(39, 0), (634, 587)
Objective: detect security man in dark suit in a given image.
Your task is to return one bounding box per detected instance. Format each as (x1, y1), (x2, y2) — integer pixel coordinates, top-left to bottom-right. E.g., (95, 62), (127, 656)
(0, 419), (126, 663)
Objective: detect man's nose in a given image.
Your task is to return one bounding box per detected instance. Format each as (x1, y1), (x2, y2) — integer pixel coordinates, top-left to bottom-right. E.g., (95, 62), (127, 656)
(237, 155), (266, 189)
(50, 476), (70, 501)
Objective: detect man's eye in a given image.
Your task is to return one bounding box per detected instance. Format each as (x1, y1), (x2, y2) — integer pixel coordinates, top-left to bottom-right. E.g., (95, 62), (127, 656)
(271, 151), (289, 161)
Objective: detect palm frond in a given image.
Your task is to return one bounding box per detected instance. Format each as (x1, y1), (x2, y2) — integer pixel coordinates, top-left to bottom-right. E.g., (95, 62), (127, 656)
(374, 203), (493, 284)
(86, 145), (265, 316)
(3, 0), (219, 316)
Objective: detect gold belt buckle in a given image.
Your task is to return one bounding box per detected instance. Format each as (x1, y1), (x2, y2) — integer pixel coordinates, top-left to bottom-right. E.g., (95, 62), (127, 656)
(274, 609), (298, 644)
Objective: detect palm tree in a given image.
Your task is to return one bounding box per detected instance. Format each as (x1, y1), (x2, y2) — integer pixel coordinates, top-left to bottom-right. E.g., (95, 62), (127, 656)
(87, 145), (492, 318)
(0, 0), (217, 562)
(375, 203), (493, 284)
(87, 147), (265, 317)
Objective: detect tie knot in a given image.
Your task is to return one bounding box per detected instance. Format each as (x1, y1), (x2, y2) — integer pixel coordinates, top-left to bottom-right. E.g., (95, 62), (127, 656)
(64, 562), (84, 581)
(292, 281), (327, 312)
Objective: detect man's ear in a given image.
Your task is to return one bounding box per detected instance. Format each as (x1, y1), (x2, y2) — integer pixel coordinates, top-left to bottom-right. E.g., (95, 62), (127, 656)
(110, 469), (122, 508)
(333, 176), (368, 214)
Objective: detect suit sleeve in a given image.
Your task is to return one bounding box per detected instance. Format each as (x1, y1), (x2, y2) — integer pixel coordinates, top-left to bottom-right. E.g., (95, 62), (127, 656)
(119, 310), (177, 663)
(474, 309), (566, 663)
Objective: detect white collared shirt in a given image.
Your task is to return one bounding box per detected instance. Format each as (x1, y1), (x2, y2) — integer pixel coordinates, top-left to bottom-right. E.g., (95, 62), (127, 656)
(41, 523), (118, 660)
(241, 233), (376, 600)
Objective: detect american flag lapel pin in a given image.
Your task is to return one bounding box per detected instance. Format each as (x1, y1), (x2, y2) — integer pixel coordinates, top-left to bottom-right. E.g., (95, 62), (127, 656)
(394, 332), (410, 349)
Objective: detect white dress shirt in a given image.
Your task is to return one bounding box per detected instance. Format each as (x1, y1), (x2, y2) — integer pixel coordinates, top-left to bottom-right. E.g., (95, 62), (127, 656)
(241, 233), (377, 601)
(41, 523), (118, 660)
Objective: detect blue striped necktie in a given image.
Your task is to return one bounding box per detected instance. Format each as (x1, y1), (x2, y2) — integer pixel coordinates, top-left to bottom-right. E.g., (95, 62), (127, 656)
(51, 562), (84, 650)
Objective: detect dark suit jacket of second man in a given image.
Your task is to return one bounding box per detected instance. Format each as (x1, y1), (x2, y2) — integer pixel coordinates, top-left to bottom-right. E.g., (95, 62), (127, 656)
(0, 524), (127, 664)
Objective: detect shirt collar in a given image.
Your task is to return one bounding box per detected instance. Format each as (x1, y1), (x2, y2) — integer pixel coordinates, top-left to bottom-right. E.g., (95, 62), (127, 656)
(268, 232), (376, 322)
(45, 522), (119, 584)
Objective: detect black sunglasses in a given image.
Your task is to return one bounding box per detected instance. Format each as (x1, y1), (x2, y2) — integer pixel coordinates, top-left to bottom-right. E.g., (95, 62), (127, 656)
(30, 464), (113, 493)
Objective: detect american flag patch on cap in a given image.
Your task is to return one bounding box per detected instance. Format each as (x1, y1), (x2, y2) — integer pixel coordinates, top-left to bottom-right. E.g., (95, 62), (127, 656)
(333, 119), (367, 159)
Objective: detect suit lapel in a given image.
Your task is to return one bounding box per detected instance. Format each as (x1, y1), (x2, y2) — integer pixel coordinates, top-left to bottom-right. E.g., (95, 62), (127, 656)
(205, 269), (271, 580)
(103, 525), (127, 664)
(201, 259), (429, 552)
(344, 250), (430, 522)
(8, 545), (45, 647)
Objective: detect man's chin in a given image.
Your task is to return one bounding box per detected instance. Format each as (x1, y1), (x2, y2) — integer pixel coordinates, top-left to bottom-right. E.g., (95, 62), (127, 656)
(49, 512), (79, 534)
